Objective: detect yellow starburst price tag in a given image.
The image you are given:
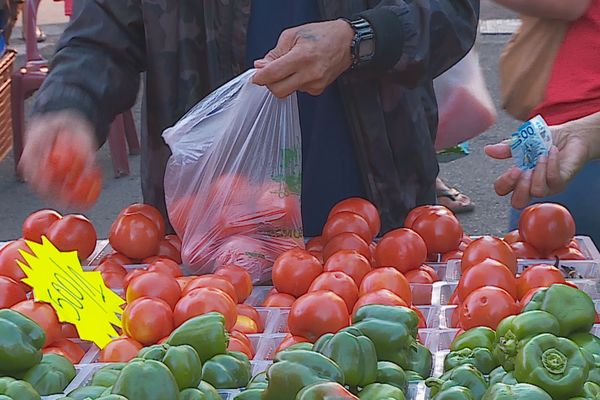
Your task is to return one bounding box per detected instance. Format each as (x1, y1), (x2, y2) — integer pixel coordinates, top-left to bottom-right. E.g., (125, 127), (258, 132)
(17, 237), (124, 349)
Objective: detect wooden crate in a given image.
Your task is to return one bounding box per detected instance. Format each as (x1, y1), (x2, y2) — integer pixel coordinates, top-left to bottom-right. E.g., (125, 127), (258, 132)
(0, 50), (15, 162)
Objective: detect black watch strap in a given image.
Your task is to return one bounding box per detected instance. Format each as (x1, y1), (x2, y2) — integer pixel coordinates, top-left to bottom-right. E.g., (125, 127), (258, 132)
(342, 16), (376, 69)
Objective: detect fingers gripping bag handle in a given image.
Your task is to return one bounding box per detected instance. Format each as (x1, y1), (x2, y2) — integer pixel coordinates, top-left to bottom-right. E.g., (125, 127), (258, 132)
(163, 70), (304, 284)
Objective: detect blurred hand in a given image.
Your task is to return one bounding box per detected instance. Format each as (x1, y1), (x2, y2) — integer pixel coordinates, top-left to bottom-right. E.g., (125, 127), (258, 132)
(485, 114), (600, 209)
(252, 20), (354, 98)
(19, 111), (100, 208)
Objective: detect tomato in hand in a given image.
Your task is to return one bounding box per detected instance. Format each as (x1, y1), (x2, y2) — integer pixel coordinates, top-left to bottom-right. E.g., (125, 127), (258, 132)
(323, 250), (371, 286)
(236, 304), (263, 332)
(119, 203), (166, 238)
(358, 267), (412, 304)
(147, 258), (183, 278)
(262, 293), (296, 307)
(272, 248), (322, 297)
(0, 276), (27, 308)
(516, 264), (565, 299)
(22, 209), (62, 243)
(126, 271), (181, 310)
(456, 259), (517, 301)
(503, 230), (522, 245)
(215, 264), (253, 303)
(322, 232), (371, 262)
(548, 246), (586, 260)
(43, 339), (85, 364)
(519, 203), (576, 255)
(288, 290), (349, 342)
(510, 242), (542, 259)
(274, 334), (311, 354)
(62, 166), (103, 210)
(374, 228), (427, 273)
(461, 236), (517, 274)
(12, 300), (62, 347)
(410, 209), (463, 254)
(110, 213), (160, 260)
(322, 212), (372, 244)
(329, 197), (381, 237)
(182, 275), (238, 303)
(46, 214), (97, 261)
(98, 337), (143, 362)
(352, 289), (409, 315)
(155, 239), (181, 264)
(309, 271), (359, 312)
(458, 286), (518, 330)
(174, 287), (237, 330)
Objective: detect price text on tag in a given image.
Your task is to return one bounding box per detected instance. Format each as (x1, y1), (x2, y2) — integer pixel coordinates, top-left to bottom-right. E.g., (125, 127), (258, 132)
(17, 237), (124, 348)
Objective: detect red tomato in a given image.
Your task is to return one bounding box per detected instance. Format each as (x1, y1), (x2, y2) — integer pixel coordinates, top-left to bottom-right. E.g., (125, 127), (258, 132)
(274, 334), (311, 354)
(98, 337), (143, 362)
(62, 166), (103, 210)
(123, 269), (147, 290)
(411, 210), (463, 254)
(230, 330), (255, 355)
(516, 264), (566, 300)
(519, 203), (576, 255)
(183, 275), (238, 303)
(458, 286), (518, 330)
(174, 287), (237, 330)
(322, 233), (371, 262)
(359, 267), (412, 304)
(309, 272), (359, 312)
(329, 198), (381, 237)
(306, 237), (324, 253)
(323, 250), (372, 286)
(568, 239), (581, 250)
(404, 205), (453, 228)
(352, 289), (409, 315)
(126, 271), (181, 310)
(215, 264), (253, 303)
(518, 287), (547, 311)
(548, 246), (586, 260)
(411, 305), (427, 328)
(101, 271), (127, 289)
(175, 276), (195, 291)
(43, 339), (85, 364)
(142, 256), (162, 264)
(213, 236), (271, 282)
(228, 337), (254, 359)
(236, 304), (263, 332)
(457, 259), (517, 301)
(165, 235), (182, 253)
(448, 291), (460, 306)
(404, 270), (434, 306)
(46, 214), (97, 261)
(119, 203), (166, 238)
(22, 210), (62, 243)
(155, 240), (182, 264)
(272, 248), (322, 298)
(510, 242), (543, 259)
(110, 213), (160, 260)
(288, 290), (349, 342)
(12, 300), (62, 347)
(253, 181), (301, 228)
(262, 293), (296, 307)
(322, 212), (372, 244)
(419, 265), (440, 282)
(61, 323), (79, 339)
(0, 276), (27, 308)
(98, 252), (133, 266)
(94, 259), (127, 275)
(461, 236), (518, 275)
(450, 307), (461, 328)
(169, 195), (198, 233)
(232, 315), (259, 334)
(503, 230), (522, 245)
(441, 250), (464, 263)
(147, 258), (183, 278)
(374, 228), (427, 273)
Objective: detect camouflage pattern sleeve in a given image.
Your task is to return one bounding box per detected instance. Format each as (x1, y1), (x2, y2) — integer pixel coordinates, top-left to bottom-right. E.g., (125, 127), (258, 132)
(33, 0), (146, 146)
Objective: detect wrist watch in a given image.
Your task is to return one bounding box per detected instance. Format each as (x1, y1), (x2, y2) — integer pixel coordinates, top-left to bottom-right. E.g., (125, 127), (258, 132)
(342, 16), (376, 69)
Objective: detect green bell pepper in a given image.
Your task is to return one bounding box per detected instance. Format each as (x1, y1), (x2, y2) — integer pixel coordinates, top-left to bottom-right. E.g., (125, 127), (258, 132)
(282, 343), (313, 353)
(296, 382), (359, 399)
(444, 348), (497, 375)
(196, 381), (220, 400)
(522, 284), (595, 337)
(246, 372), (267, 390)
(514, 333), (588, 400)
(95, 396), (128, 400)
(179, 388), (212, 400)
(358, 383), (406, 400)
(67, 385), (111, 399)
(313, 330), (378, 387)
(0, 377), (40, 400)
(201, 351), (251, 389)
(405, 370), (424, 381)
(394, 343), (432, 379)
(111, 359), (180, 400)
(569, 382), (600, 400)
(482, 383), (552, 400)
(138, 344), (202, 390)
(375, 361), (407, 393)
(22, 353), (76, 395)
(91, 364), (126, 387)
(167, 313), (228, 363)
(487, 367), (517, 386)
(262, 349), (344, 400)
(351, 305), (419, 360)
(434, 386), (476, 400)
(0, 309), (45, 375)
(234, 389), (265, 400)
(570, 333), (600, 385)
(451, 328), (496, 352)
(426, 364), (488, 400)
(494, 311), (560, 371)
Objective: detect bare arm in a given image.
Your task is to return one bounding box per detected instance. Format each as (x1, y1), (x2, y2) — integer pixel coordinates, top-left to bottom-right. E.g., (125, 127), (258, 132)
(493, 0), (592, 21)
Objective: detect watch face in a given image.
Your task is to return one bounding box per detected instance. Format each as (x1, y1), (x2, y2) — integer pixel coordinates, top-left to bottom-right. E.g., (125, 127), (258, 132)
(359, 39), (375, 59)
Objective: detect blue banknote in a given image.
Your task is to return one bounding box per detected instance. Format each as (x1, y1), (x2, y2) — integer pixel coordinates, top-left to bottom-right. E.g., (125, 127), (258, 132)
(511, 115), (552, 171)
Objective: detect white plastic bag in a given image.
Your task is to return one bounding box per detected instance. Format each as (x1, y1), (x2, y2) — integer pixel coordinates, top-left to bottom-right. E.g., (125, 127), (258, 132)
(162, 70), (304, 283)
(434, 49), (497, 150)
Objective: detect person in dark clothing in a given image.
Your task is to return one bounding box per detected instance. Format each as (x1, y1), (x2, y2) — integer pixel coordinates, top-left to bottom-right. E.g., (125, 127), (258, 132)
(19, 1), (480, 236)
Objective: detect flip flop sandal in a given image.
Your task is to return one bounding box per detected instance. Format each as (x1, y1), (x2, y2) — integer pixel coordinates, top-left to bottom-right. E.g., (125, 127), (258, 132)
(437, 187), (475, 214)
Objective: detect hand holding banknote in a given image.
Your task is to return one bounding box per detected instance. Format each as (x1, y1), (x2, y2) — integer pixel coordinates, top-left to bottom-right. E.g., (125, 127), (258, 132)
(485, 112), (600, 209)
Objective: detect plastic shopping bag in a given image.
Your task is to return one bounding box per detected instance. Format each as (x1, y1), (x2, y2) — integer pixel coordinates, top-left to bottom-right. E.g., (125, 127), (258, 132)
(162, 69), (304, 284)
(434, 49), (497, 151)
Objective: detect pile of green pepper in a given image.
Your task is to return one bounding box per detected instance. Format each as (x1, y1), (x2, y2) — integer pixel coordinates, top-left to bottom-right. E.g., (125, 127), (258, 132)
(234, 304), (431, 400)
(0, 309), (77, 398)
(428, 284), (600, 400)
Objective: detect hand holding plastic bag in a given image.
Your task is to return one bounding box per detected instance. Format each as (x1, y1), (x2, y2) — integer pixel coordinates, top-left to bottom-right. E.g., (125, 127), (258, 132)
(163, 70), (304, 283)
